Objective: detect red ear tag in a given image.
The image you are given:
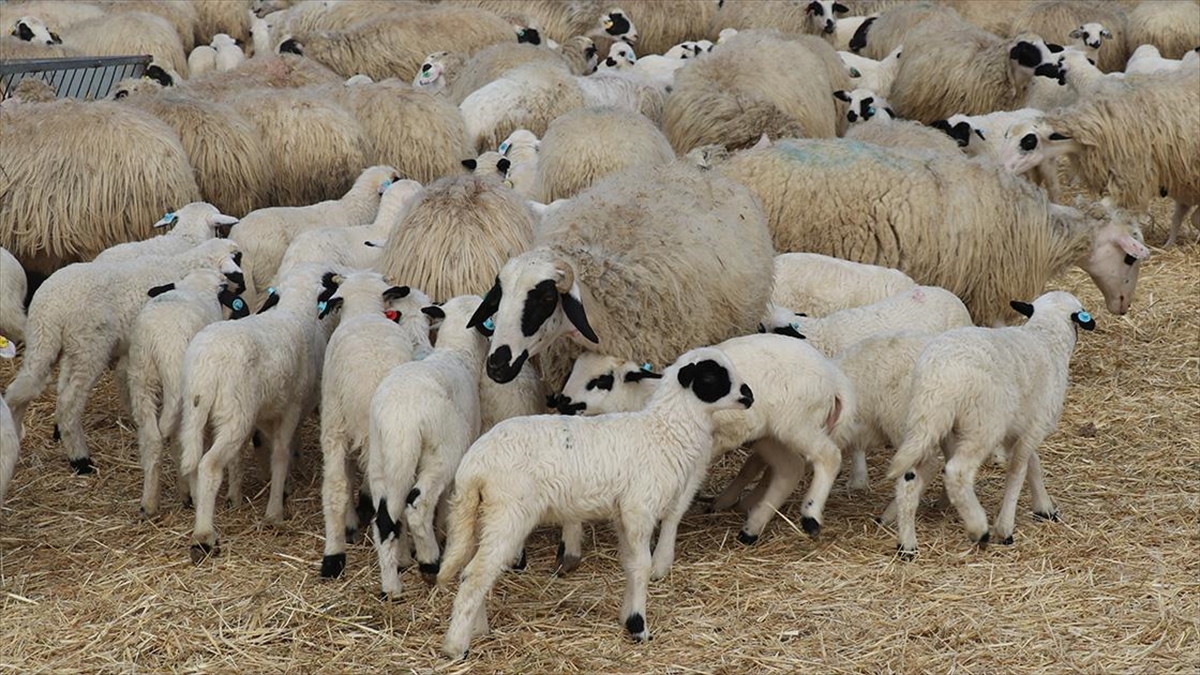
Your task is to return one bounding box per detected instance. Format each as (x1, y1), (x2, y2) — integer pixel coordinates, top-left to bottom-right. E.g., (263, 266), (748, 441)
(384, 310), (401, 323)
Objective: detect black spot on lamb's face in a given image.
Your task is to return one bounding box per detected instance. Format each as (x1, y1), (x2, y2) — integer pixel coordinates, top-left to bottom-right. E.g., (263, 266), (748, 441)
(585, 373), (615, 391)
(586, 44), (597, 60)
(932, 120), (974, 148)
(49, 30), (61, 44)
(421, 61), (432, 74)
(521, 279), (559, 337)
(486, 344), (529, 383)
(517, 27), (541, 45)
(677, 358), (733, 403)
(604, 11), (632, 37)
(145, 65), (174, 87)
(1009, 41), (1045, 69)
(147, 283), (176, 298)
(223, 271), (245, 294)
(114, 89), (130, 99)
(1034, 62), (1066, 85)
(1045, 42), (1064, 53)
(278, 38), (303, 55)
(604, 56), (618, 68)
(14, 21), (34, 41)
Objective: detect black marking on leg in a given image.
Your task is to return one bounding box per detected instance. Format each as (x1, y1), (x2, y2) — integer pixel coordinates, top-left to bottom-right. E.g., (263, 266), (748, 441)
(896, 545), (917, 561)
(1033, 510), (1060, 522)
(321, 553), (346, 578)
(737, 530), (758, 545)
(513, 548), (527, 571)
(1002, 535), (1014, 546)
(52, 425), (60, 441)
(375, 497), (400, 542)
(406, 487), (421, 506)
(189, 542), (216, 564)
(800, 516), (821, 538)
(556, 540), (566, 562)
(69, 457), (95, 474)
(419, 561), (441, 576)
(356, 490), (374, 524)
(625, 613), (645, 636)
(976, 531), (990, 547)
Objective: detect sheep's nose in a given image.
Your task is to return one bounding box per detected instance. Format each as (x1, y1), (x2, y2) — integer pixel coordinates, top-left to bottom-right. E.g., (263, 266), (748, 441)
(486, 345), (528, 384)
(824, 21), (835, 34)
(737, 384), (754, 408)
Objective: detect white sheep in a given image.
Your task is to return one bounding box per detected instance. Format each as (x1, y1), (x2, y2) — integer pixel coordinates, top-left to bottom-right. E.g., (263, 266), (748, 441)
(771, 252), (917, 318)
(837, 45), (902, 98)
(497, 129), (540, 200)
(1026, 47), (1125, 112)
(931, 107), (1064, 199)
(888, 291), (1094, 555)
(0, 247), (27, 342)
(367, 294), (490, 596)
(1125, 44), (1200, 76)
(835, 14), (877, 52)
(229, 165), (399, 300)
(9, 16), (62, 45)
(188, 44), (218, 77)
(212, 33), (246, 72)
(317, 273), (434, 579)
(437, 347), (754, 658)
(93, 202), (239, 264)
(1068, 22), (1113, 65)
(128, 268), (250, 518)
(250, 15), (271, 56)
(3, 238), (244, 474)
(0, 335), (18, 506)
(180, 264), (332, 561)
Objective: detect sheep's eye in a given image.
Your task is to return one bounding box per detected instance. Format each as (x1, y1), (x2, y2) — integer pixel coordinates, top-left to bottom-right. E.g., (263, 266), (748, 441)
(1020, 133), (1038, 151)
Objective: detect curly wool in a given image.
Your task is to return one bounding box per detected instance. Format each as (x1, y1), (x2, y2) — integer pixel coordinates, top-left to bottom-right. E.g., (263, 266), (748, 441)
(1126, 0), (1200, 60)
(536, 107), (675, 202)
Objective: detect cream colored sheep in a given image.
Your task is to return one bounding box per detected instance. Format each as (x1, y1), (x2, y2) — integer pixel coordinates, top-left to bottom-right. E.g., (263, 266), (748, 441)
(0, 248), (27, 343)
(770, 252), (916, 318)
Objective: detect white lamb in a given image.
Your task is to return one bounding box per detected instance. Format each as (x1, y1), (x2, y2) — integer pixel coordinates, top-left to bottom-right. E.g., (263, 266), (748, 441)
(932, 107), (1062, 200)
(0, 247), (27, 342)
(437, 347), (755, 658)
(1026, 47), (1125, 112)
(1068, 23), (1114, 65)
(838, 45), (903, 98)
(180, 264), (333, 562)
(0, 335), (19, 506)
(1125, 44), (1200, 76)
(317, 273), (434, 579)
(887, 291), (1093, 556)
(129, 267), (250, 518)
(93, 202), (239, 264)
(188, 44), (217, 77)
(771, 253), (916, 318)
(497, 129), (540, 200)
(211, 33), (245, 72)
(250, 15), (271, 57)
(275, 179), (423, 281)
(3, 239), (244, 474)
(230, 165), (399, 300)
(367, 294), (490, 596)
(835, 14), (878, 52)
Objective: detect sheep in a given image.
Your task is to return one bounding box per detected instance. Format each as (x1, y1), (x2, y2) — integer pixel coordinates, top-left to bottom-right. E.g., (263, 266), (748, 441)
(1125, 0), (1200, 61)
(1026, 47), (1126, 112)
(62, 11), (190, 77)
(0, 98), (201, 277)
(193, 0), (253, 47)
(1009, 0), (1131, 73)
(0, 336), (18, 506)
(436, 347), (754, 658)
(250, 14), (271, 56)
(851, 2), (963, 59)
(468, 160), (774, 392)
(886, 21), (1066, 123)
(447, 42), (578, 104)
(1125, 43), (1200, 75)
(93, 202), (239, 265)
(0, 2), (104, 33)
(9, 16), (61, 44)
(770, 252), (917, 318)
(0, 31), (76, 60)
(183, 53), (342, 99)
(834, 87), (895, 126)
(317, 273), (434, 579)
(277, 179), (423, 279)
(929, 108), (1063, 200)
(180, 264), (331, 561)
(3, 238), (244, 474)
(712, 0), (851, 44)
(276, 7), (515, 81)
(367, 294), (491, 594)
(411, 50), (467, 96)
(230, 165), (398, 298)
(212, 33), (246, 72)
(1069, 22), (1116, 64)
(100, 0), (200, 52)
(843, 108), (964, 155)
(662, 31), (850, 154)
(716, 138), (1151, 325)
(838, 45), (903, 97)
(0, 248), (28, 343)
(129, 268), (250, 519)
(835, 13), (877, 51)
(887, 291), (1095, 555)
(535, 107), (675, 202)
(110, 83), (273, 217)
(188, 43), (219, 77)
(497, 129), (541, 200)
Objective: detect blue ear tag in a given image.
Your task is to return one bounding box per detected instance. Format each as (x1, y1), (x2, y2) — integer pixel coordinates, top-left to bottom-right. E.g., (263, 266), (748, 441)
(499, 141), (510, 155)
(483, 317), (495, 331)
(641, 362), (653, 372)
(1076, 311), (1091, 323)
(165, 211), (176, 222)
(789, 322), (800, 331)
(317, 300), (327, 313)
(849, 68), (861, 78)
(267, 287), (276, 295)
(867, 106), (875, 115)
(380, 179), (392, 190)
(232, 298), (245, 311)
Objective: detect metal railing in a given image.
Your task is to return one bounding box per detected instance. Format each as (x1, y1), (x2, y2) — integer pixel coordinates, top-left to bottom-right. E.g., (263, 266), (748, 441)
(0, 55), (151, 100)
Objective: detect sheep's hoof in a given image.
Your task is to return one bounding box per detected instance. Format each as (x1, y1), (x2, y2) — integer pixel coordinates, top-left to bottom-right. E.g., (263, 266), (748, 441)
(1033, 510), (1060, 522)
(139, 505), (157, 521)
(511, 548), (527, 572)
(182, 495), (194, 509)
(1001, 535), (1014, 546)
(975, 531), (990, 548)
(344, 525), (360, 544)
(737, 530), (759, 546)
(189, 542), (218, 564)
(625, 613), (649, 641)
(378, 591), (399, 603)
(320, 553), (346, 579)
(800, 516), (821, 538)
(419, 561), (441, 585)
(895, 545), (918, 561)
(555, 542), (581, 575)
(69, 457), (95, 475)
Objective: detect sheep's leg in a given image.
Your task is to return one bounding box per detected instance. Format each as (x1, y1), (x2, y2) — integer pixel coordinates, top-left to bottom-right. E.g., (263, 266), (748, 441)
(738, 438), (805, 544)
(616, 513), (654, 642)
(265, 411), (301, 524)
(709, 451), (767, 512)
(442, 512), (530, 660)
(113, 354), (132, 417)
(651, 462), (707, 580)
(943, 443), (990, 546)
(994, 438), (1036, 545)
(320, 430), (353, 578)
(407, 452), (463, 584)
(190, 427), (245, 561)
(371, 494), (406, 599)
(1026, 451), (1058, 521)
(1165, 201), (1189, 247)
(848, 448), (869, 492)
(55, 352), (108, 474)
(879, 455), (939, 526)
(556, 522), (584, 574)
(737, 465), (776, 514)
(792, 432), (843, 537)
(893, 456), (932, 556)
(136, 396), (165, 518)
(225, 449), (244, 507)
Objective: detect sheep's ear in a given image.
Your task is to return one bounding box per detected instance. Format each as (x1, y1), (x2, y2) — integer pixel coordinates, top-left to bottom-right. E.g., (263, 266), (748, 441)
(461, 158), (477, 171)
(210, 214), (239, 226)
(884, 107), (896, 119)
(1116, 234), (1149, 262)
(1069, 28), (1083, 39)
(773, 323), (806, 339)
(497, 157), (511, 174)
(757, 323), (767, 333)
(318, 296), (343, 319)
(832, 3), (850, 14)
(1071, 311), (1095, 331)
(257, 291), (280, 314)
(677, 362), (696, 388)
(1010, 300), (1035, 318)
(467, 277), (502, 328)
(219, 290), (250, 319)
(625, 368), (663, 383)
(833, 90), (851, 102)
(421, 305), (446, 320)
(1008, 41), (1043, 68)
(147, 283), (175, 298)
(975, 128), (986, 140)
(382, 285), (410, 302)
(1100, 29), (1112, 39)
(1046, 42), (1064, 53)
(278, 37), (302, 55)
(561, 283), (599, 344)
(931, 119), (952, 132)
(15, 22), (33, 41)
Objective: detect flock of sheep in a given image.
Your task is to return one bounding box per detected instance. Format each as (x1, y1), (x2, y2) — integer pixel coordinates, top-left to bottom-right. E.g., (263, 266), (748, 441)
(1, 0), (1198, 662)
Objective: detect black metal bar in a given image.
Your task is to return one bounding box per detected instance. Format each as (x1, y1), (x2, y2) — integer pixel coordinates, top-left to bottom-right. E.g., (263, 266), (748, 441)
(0, 55), (152, 76)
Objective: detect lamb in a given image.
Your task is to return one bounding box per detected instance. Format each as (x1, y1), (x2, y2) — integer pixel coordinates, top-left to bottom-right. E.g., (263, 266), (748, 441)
(3, 238), (244, 474)
(436, 347), (754, 658)
(1009, 0), (1131, 73)
(317, 273), (434, 579)
(535, 107), (675, 202)
(367, 294), (491, 595)
(712, 0), (851, 44)
(180, 264), (332, 561)
(93, 202), (239, 265)
(717, 138), (1150, 325)
(838, 45), (902, 97)
(193, 0), (253, 47)
(770, 252), (917, 318)
(411, 50), (466, 96)
(447, 42), (579, 104)
(467, 161), (774, 391)
(230, 165), (399, 298)
(62, 11), (190, 77)
(1026, 47), (1126, 112)
(929, 107), (1065, 200)
(250, 15), (271, 56)
(662, 31), (850, 153)
(212, 33), (246, 72)
(1125, 0), (1200, 61)
(277, 179), (423, 279)
(835, 13), (877, 51)
(887, 291), (1094, 555)
(0, 248), (27, 342)
(1125, 43), (1200, 75)
(188, 43), (218, 77)
(0, 336), (18, 506)
(497, 129), (541, 200)
(129, 268), (250, 518)
(1068, 22), (1115, 65)
(9, 16), (61, 44)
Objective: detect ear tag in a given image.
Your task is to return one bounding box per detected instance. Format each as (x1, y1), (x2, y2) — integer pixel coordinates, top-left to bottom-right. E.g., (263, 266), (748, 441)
(789, 322), (800, 331)
(267, 286), (276, 295)
(378, 179), (392, 194)
(164, 212), (176, 223)
(849, 67), (860, 77)
(483, 317), (495, 331)
(317, 300), (327, 314)
(0, 336), (14, 359)
(641, 362), (653, 372)
(603, 18), (614, 29)
(503, 179), (514, 188)
(384, 309), (400, 323)
(867, 106), (875, 115)
(1076, 311), (1091, 324)
(232, 298), (245, 311)
(499, 141), (510, 154)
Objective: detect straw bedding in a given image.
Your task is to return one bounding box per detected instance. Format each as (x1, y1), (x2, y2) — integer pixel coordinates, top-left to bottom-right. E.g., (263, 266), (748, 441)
(1, 201), (1197, 674)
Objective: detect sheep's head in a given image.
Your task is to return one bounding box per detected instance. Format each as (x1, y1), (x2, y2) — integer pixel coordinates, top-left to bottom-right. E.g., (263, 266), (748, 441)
(1009, 291), (1096, 331)
(600, 8), (638, 44)
(665, 41), (705, 59)
(356, 165), (402, 196)
(1008, 38), (1065, 86)
(155, 202), (240, 238)
(277, 36), (303, 56)
(11, 17), (60, 45)
(604, 41), (636, 68)
(757, 303), (807, 339)
(1056, 199), (1149, 316)
(143, 64), (176, 87)
(997, 119), (1078, 175)
(555, 353), (663, 416)
(461, 152), (511, 182)
(499, 129), (540, 156)
(661, 347), (753, 411)
(806, 1), (849, 36)
(930, 118), (980, 150)
(1069, 23), (1112, 52)
(833, 88), (893, 125)
(414, 51), (450, 89)
(468, 254), (599, 384)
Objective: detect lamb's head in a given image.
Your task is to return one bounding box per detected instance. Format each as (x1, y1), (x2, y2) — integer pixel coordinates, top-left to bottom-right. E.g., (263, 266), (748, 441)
(806, 1), (849, 36)
(664, 41), (705, 60)
(321, 271), (425, 320)
(833, 88), (894, 125)
(499, 129), (540, 157)
(1056, 198), (1149, 316)
(599, 8), (638, 44)
(0, 335), (16, 360)
(564, 36), (601, 74)
(599, 41), (636, 70)
(514, 20), (544, 46)
(11, 16), (60, 45)
(211, 33), (241, 50)
(931, 116), (985, 152)
(655, 347), (754, 413)
(469, 252), (599, 384)
(354, 165), (402, 198)
(998, 119), (1077, 175)
(757, 303), (807, 339)
(461, 152), (511, 183)
(414, 51), (455, 90)
(378, 178), (423, 216)
(1068, 22), (1112, 53)
(190, 238), (246, 293)
(144, 63), (177, 87)
(555, 353), (663, 416)
(270, 265), (343, 317)
(422, 294), (490, 355)
(277, 35), (303, 56)
(155, 202), (240, 238)
(1009, 291), (1096, 333)
(1008, 37), (1066, 86)
(111, 77), (162, 100)
(158, 268), (250, 319)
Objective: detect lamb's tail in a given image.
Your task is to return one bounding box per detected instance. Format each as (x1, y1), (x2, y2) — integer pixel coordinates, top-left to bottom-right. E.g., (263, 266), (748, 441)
(886, 395), (956, 481)
(364, 399), (424, 530)
(825, 369), (858, 450)
(127, 353), (163, 448)
(156, 350), (187, 441)
(178, 374), (215, 478)
(436, 472), (484, 586)
(666, 85), (807, 154)
(2, 310), (62, 427)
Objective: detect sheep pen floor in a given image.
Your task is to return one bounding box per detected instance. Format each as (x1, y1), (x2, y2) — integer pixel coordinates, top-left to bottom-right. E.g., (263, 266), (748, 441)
(2, 229), (1197, 674)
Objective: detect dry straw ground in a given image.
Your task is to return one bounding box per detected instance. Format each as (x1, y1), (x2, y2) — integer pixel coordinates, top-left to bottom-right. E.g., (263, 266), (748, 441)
(1, 210), (1197, 675)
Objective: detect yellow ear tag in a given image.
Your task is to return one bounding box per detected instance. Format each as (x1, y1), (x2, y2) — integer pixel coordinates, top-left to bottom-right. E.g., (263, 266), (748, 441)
(603, 19), (613, 29)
